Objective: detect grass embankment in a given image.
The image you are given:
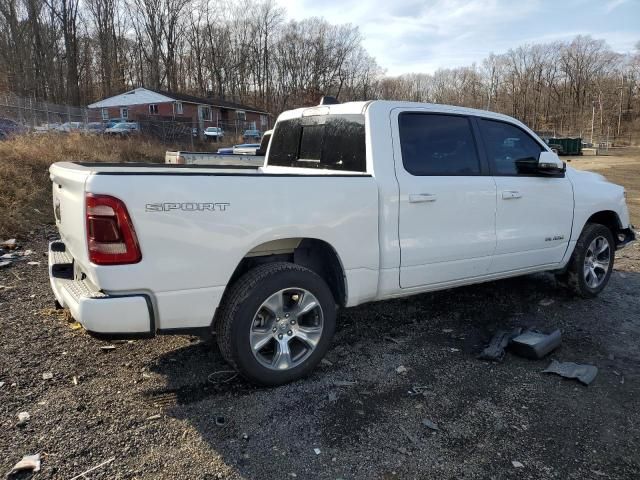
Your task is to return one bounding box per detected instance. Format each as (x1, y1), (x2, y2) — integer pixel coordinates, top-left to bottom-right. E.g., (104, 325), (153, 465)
(0, 133), (166, 238)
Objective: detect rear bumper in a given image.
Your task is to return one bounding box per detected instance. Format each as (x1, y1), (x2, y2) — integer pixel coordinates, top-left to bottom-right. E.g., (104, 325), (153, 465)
(48, 240), (154, 338)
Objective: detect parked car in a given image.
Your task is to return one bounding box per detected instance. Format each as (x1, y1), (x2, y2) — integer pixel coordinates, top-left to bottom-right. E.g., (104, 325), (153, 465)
(204, 127), (224, 141)
(216, 147), (234, 155)
(34, 123), (62, 134)
(232, 143), (260, 155)
(242, 129), (261, 141)
(0, 118), (26, 139)
(56, 122), (85, 133)
(105, 122), (140, 136)
(85, 122), (106, 134)
(106, 118), (127, 128)
(47, 100), (635, 386)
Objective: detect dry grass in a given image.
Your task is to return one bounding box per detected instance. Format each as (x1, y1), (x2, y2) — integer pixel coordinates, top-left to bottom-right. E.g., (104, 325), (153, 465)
(0, 133), (166, 239)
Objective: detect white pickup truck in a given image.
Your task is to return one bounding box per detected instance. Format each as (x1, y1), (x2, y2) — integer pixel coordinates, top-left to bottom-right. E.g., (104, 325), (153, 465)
(48, 100), (635, 385)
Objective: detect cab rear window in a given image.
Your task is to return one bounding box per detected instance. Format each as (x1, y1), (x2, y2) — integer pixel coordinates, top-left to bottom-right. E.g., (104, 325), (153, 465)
(268, 114), (366, 172)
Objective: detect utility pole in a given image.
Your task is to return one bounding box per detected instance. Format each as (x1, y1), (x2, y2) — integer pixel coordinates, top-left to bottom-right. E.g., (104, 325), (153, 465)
(590, 102), (595, 145)
(617, 73), (623, 138)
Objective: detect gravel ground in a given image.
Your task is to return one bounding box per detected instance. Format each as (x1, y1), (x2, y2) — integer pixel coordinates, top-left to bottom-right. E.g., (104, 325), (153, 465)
(2, 152), (640, 479)
(2, 231), (639, 480)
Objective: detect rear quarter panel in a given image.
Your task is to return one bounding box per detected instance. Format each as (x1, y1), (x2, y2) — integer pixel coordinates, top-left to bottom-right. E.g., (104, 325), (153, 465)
(84, 172), (380, 327)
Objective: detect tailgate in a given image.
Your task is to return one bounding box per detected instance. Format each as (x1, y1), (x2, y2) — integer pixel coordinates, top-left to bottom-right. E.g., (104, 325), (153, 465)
(49, 163), (91, 268)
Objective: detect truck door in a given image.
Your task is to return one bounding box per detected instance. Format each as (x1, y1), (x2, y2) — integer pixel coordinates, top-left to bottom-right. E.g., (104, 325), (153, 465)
(391, 110), (497, 288)
(475, 118), (573, 273)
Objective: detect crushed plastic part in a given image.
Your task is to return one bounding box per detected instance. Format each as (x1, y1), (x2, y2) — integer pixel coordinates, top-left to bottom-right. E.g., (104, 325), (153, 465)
(478, 328), (522, 362)
(422, 419), (439, 431)
(543, 360), (598, 385)
(510, 329), (562, 359)
(6, 454), (41, 476)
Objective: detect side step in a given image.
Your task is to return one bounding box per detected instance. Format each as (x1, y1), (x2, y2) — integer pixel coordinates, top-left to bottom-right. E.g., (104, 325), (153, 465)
(50, 240), (74, 280)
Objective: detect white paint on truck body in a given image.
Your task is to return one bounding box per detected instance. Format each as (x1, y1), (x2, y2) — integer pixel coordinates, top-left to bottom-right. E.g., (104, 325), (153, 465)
(49, 100), (634, 335)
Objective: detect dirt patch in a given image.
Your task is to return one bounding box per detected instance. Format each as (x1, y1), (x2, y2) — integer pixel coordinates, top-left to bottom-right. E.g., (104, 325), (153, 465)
(568, 146), (640, 225)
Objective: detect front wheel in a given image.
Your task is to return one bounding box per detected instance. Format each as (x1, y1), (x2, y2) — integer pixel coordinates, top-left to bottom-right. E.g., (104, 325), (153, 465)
(560, 223), (615, 298)
(215, 262), (336, 386)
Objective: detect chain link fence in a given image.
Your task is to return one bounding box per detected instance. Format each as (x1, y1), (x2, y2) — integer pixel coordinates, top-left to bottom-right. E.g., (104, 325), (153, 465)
(0, 93), (263, 147)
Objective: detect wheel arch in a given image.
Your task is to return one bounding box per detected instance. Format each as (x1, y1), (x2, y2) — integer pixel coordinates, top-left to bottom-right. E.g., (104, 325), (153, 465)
(224, 237), (348, 308)
(584, 210), (624, 244)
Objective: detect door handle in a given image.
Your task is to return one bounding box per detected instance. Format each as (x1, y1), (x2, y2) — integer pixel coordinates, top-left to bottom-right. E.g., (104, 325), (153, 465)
(409, 193), (437, 203)
(502, 190), (522, 200)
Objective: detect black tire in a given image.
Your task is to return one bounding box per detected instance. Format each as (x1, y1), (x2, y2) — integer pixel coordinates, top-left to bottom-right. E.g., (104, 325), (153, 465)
(215, 262), (336, 386)
(561, 223), (615, 298)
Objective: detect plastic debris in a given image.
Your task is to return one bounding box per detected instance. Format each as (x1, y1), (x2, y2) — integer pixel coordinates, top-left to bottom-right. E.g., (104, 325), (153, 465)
(100, 345), (116, 351)
(17, 412), (30, 426)
(396, 365), (408, 375)
(512, 460), (525, 468)
(408, 385), (429, 396)
(6, 454), (41, 476)
(422, 419), (439, 431)
(42, 372), (53, 380)
(27, 261), (40, 266)
(68, 457), (115, 480)
(69, 322), (82, 330)
(313, 448), (321, 455)
(1, 238), (17, 250)
(543, 360), (598, 385)
(146, 414), (161, 421)
(478, 328), (522, 362)
(510, 329), (561, 359)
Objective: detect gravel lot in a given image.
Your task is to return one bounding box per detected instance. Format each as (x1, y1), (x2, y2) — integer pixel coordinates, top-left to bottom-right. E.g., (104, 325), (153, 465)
(1, 150), (640, 479)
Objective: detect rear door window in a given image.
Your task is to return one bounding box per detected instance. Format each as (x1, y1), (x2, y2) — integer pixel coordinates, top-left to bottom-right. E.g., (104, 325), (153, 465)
(268, 114), (366, 172)
(398, 113), (480, 176)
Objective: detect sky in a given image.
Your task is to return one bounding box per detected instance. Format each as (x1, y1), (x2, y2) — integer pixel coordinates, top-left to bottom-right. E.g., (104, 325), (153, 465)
(274, 0), (640, 75)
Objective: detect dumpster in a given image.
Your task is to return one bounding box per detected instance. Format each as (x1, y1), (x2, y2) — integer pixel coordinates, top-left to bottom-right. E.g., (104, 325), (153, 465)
(546, 137), (582, 156)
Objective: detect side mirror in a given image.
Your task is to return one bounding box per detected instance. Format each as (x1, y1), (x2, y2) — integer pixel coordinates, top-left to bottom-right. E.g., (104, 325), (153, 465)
(537, 151), (566, 176)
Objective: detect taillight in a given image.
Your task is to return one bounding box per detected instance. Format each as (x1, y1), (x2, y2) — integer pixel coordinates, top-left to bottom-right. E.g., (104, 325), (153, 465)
(86, 194), (142, 265)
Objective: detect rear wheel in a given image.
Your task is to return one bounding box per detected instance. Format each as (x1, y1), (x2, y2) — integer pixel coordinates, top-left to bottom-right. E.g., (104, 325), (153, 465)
(215, 262), (336, 386)
(560, 223), (615, 298)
